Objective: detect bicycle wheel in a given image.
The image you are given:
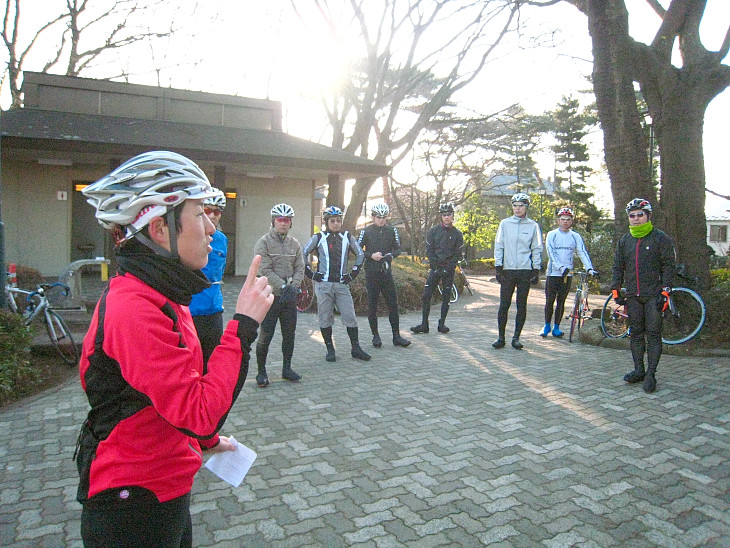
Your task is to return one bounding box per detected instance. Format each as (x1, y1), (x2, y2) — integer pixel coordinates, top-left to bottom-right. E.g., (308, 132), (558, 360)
(662, 287), (706, 345)
(600, 294), (629, 338)
(568, 293), (581, 343)
(450, 284), (458, 304)
(45, 309), (79, 365)
(296, 278), (315, 312)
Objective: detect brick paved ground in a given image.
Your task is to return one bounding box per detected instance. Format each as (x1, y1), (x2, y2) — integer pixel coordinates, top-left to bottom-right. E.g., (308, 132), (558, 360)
(1, 275), (728, 547)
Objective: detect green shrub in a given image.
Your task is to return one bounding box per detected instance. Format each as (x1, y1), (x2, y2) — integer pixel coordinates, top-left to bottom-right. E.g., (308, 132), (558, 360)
(710, 268), (730, 286)
(464, 258), (495, 273)
(0, 310), (37, 403)
(349, 256), (428, 315)
(702, 280), (730, 345)
(14, 265), (44, 290)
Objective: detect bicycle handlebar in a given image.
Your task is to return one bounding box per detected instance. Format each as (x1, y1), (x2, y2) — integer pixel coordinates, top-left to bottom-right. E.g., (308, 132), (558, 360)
(27, 282), (71, 301)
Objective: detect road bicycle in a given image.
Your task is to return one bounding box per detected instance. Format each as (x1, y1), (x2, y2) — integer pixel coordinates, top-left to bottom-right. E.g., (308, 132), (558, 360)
(567, 270), (598, 343)
(600, 266), (706, 345)
(437, 261), (473, 304)
(5, 282), (80, 365)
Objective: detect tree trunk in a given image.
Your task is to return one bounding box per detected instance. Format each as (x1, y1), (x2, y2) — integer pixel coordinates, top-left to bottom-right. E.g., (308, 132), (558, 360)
(327, 174), (344, 209)
(343, 177), (375, 232)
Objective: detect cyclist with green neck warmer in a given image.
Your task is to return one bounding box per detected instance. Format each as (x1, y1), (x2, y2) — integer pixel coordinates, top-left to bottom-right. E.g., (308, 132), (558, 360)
(611, 198), (675, 394)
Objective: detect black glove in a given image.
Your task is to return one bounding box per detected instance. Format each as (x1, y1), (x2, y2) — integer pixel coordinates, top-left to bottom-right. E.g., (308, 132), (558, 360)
(530, 269), (540, 285)
(341, 273), (353, 284)
(313, 272), (324, 282)
(612, 290), (626, 306)
(560, 266), (570, 277)
(304, 265), (315, 279)
(495, 266), (504, 285)
(588, 268), (599, 279)
(280, 283), (299, 305)
(658, 286), (671, 312)
(350, 265), (360, 280)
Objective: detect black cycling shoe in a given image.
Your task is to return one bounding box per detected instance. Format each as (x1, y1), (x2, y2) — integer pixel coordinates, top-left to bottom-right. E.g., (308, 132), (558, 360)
(256, 372), (270, 388)
(393, 334), (411, 347)
(372, 334), (382, 348)
(492, 338), (506, 349)
(642, 373), (657, 393)
(437, 321), (450, 334)
(410, 324), (429, 334)
(282, 367), (301, 382)
(623, 370), (645, 384)
(511, 338), (524, 350)
(325, 345), (336, 362)
(351, 345), (371, 361)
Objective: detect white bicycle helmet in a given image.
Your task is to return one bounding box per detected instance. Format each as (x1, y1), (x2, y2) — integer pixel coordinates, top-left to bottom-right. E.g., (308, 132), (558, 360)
(556, 206), (574, 217)
(439, 202), (455, 214)
(271, 203), (295, 218)
(83, 150), (216, 246)
(371, 202), (389, 217)
(204, 188), (227, 210)
(511, 193), (530, 206)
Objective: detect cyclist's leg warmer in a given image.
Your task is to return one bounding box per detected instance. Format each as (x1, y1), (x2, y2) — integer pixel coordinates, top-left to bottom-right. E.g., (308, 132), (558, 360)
(497, 272), (518, 339)
(321, 326), (334, 348)
(256, 300), (279, 370)
(544, 276), (559, 324)
(280, 301), (298, 368)
(554, 276), (572, 325)
(627, 297), (647, 371)
(366, 274), (381, 335)
(421, 269), (438, 323)
(440, 267), (456, 320)
(513, 270), (532, 339)
(645, 297), (663, 373)
(347, 326), (361, 348)
(81, 490), (192, 548)
(384, 275), (400, 333)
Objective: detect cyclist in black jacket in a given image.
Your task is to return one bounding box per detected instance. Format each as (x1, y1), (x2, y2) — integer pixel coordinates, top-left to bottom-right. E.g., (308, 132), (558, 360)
(358, 203), (411, 348)
(611, 198), (675, 393)
(411, 203), (464, 335)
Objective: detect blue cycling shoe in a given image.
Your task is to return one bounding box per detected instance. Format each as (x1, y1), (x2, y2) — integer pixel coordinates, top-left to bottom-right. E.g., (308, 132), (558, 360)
(552, 324), (564, 338)
(540, 323), (551, 338)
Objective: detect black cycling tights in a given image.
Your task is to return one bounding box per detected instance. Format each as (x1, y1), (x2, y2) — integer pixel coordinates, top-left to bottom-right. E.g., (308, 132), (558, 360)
(366, 271), (400, 335)
(257, 297), (298, 368)
(544, 275), (572, 324)
(421, 266), (455, 323)
(497, 270), (532, 340)
(627, 295), (663, 372)
(81, 490), (191, 548)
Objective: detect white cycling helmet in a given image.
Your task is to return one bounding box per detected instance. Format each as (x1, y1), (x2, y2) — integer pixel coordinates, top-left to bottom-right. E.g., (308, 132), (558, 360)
(271, 203), (295, 218)
(625, 198), (652, 215)
(83, 150), (216, 247)
(510, 192), (530, 206)
(204, 188), (226, 210)
(371, 202), (390, 217)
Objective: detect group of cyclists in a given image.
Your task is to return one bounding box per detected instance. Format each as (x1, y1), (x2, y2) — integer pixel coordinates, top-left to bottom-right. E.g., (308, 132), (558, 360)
(71, 149), (675, 546)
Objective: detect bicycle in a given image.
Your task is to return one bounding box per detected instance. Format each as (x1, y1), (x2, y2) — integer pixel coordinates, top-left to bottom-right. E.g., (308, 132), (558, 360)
(296, 277), (315, 312)
(567, 270), (597, 343)
(5, 282), (80, 365)
(437, 261), (473, 304)
(600, 265), (706, 345)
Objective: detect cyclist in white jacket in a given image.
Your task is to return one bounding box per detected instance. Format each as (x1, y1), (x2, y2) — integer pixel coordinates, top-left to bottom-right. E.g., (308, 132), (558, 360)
(542, 207), (597, 338)
(493, 193), (543, 350)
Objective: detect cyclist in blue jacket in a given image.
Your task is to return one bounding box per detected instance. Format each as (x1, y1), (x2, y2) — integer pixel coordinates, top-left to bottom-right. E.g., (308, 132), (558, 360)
(190, 189), (228, 366)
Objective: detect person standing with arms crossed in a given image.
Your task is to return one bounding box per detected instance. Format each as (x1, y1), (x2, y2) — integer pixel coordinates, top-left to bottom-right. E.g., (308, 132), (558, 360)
(76, 151), (272, 547)
(541, 207), (598, 338)
(357, 202), (411, 348)
(611, 198), (675, 393)
(190, 188), (227, 366)
(302, 206), (371, 362)
(253, 203), (305, 387)
(493, 193), (543, 350)
(411, 202), (464, 335)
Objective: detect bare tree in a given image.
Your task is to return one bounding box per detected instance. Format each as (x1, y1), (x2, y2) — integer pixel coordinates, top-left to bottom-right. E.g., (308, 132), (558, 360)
(291, 0), (521, 230)
(527, 0), (730, 287)
(2, 0), (181, 108)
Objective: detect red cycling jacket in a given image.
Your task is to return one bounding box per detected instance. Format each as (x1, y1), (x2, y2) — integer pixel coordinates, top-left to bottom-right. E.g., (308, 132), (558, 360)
(78, 273), (257, 503)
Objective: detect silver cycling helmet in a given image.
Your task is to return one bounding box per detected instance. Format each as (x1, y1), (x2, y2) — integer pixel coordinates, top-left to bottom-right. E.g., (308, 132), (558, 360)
(83, 150), (216, 249)
(204, 188), (226, 210)
(371, 202), (390, 217)
(271, 203), (295, 218)
(625, 198), (652, 215)
(510, 192), (530, 206)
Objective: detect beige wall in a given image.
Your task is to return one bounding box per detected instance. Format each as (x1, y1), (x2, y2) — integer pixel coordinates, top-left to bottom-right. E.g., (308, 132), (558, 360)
(233, 177), (315, 275)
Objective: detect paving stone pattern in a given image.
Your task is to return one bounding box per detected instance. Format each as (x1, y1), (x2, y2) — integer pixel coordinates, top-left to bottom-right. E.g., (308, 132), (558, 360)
(1, 276), (728, 547)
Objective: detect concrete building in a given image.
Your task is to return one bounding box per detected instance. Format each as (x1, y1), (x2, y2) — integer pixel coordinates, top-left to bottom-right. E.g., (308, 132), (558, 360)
(1, 72), (388, 276)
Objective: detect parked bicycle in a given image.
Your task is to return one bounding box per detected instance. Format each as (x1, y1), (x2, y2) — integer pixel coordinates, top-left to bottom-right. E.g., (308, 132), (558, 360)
(5, 282), (80, 365)
(437, 260), (474, 304)
(567, 270), (599, 343)
(296, 277), (315, 312)
(600, 264), (706, 345)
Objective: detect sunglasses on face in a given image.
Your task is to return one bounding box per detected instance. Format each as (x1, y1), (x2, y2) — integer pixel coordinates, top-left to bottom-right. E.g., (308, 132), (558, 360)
(275, 216), (292, 223)
(559, 217), (573, 222)
(375, 215), (387, 219)
(441, 212), (453, 217)
(204, 207), (222, 216)
(629, 212), (646, 219)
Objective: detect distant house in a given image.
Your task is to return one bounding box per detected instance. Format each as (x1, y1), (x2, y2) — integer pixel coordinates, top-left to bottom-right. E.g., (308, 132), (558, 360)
(1, 72), (388, 276)
(706, 194), (730, 258)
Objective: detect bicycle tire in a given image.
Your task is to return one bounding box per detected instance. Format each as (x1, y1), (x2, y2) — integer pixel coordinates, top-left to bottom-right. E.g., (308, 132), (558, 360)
(661, 287), (705, 345)
(436, 282), (458, 304)
(45, 309), (79, 366)
(600, 294), (630, 339)
(296, 278), (315, 312)
(568, 294), (581, 343)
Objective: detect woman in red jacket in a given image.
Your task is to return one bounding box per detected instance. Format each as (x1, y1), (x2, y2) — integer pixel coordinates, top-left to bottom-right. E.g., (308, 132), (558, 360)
(75, 151), (272, 547)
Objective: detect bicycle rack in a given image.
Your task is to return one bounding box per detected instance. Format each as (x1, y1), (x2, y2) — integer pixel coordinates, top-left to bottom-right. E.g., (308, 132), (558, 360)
(55, 259), (111, 311)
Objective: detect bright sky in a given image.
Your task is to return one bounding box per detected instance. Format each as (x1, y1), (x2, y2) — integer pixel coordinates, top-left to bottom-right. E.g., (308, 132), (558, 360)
(6, 0), (728, 211)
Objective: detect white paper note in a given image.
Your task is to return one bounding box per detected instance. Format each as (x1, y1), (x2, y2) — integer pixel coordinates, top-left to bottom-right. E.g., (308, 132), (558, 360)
(204, 436), (257, 487)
